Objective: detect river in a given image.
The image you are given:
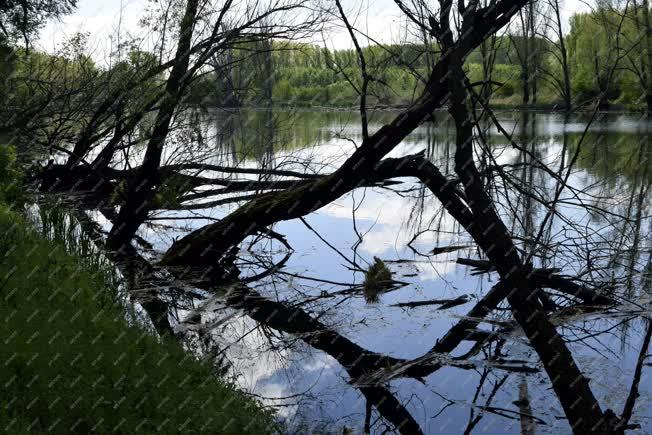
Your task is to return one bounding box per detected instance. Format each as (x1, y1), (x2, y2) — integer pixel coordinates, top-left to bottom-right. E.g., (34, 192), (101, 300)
(38, 109), (652, 434)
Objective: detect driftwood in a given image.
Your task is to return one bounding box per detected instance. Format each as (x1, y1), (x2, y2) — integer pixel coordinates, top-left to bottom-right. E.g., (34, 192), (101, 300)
(390, 295), (469, 309)
(430, 245), (473, 255)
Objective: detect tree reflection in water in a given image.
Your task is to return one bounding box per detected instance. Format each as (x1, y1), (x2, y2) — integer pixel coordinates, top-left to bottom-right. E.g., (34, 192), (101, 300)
(35, 110), (652, 434)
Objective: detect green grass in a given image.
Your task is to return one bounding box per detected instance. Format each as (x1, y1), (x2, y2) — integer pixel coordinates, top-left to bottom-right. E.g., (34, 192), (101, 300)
(0, 205), (275, 433)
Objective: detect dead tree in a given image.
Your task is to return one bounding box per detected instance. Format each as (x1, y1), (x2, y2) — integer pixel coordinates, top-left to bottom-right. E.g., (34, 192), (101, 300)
(27, 0), (647, 432)
(161, 0), (535, 269)
(138, 1), (611, 433)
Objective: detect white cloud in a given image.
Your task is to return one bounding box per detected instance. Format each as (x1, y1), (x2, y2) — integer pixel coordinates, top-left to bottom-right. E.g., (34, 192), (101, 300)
(37, 0), (596, 59)
(38, 0), (145, 64)
(320, 187), (463, 260)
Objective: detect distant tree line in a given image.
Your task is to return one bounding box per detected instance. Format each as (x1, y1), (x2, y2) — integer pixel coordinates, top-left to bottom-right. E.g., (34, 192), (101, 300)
(184, 2), (652, 112)
(4, 2), (652, 113)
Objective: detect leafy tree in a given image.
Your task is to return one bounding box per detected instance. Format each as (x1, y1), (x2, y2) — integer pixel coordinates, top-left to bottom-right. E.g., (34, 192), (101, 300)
(567, 11), (623, 108)
(0, 0), (77, 49)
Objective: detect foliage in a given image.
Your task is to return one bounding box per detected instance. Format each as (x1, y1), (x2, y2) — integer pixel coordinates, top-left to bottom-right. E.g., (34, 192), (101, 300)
(467, 63), (521, 98)
(180, 7), (652, 110)
(185, 34), (571, 108)
(569, 131), (652, 183)
(0, 0), (77, 46)
(0, 144), (23, 205)
(567, 11), (623, 105)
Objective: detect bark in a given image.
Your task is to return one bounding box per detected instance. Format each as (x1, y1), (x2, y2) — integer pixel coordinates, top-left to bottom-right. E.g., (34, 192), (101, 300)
(445, 50), (621, 433)
(106, 0), (200, 251)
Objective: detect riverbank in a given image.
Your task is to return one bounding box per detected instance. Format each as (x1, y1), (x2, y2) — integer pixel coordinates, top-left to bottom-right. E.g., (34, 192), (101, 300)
(0, 146), (275, 433)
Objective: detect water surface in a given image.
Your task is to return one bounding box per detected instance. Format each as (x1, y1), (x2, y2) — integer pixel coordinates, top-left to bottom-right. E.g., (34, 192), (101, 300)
(58, 109), (652, 434)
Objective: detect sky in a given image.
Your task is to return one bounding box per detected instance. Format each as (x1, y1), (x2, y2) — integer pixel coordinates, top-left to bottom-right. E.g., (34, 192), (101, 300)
(38, 0), (593, 60)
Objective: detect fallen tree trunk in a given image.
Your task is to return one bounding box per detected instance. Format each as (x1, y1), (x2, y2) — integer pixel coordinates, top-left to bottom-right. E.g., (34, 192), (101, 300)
(36, 163), (400, 213)
(444, 47), (621, 432)
(161, 0), (532, 270)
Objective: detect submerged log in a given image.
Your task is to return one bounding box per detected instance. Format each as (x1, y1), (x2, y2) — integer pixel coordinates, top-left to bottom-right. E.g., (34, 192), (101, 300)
(207, 282), (427, 434)
(390, 295), (469, 309)
(224, 283), (426, 379)
(456, 258), (616, 306)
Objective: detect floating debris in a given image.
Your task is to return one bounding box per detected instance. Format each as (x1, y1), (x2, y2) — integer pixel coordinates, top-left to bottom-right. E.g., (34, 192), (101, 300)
(363, 257), (393, 303)
(430, 245), (473, 255)
(390, 295), (469, 309)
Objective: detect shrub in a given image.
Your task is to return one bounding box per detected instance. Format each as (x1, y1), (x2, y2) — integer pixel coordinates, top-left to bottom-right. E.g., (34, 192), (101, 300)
(0, 144), (23, 205)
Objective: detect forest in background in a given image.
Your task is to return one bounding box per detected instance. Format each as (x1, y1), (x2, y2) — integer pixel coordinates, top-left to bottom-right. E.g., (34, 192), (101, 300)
(4, 2), (652, 113)
(185, 3), (652, 110)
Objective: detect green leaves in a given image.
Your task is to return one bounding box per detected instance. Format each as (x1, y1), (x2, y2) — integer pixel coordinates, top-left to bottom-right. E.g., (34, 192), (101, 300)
(0, 144), (23, 206)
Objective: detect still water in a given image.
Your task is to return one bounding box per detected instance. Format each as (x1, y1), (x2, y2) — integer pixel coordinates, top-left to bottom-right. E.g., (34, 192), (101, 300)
(68, 110), (652, 433)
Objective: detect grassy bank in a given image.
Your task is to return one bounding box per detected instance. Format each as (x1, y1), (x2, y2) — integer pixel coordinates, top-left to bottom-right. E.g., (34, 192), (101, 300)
(0, 148), (274, 433)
